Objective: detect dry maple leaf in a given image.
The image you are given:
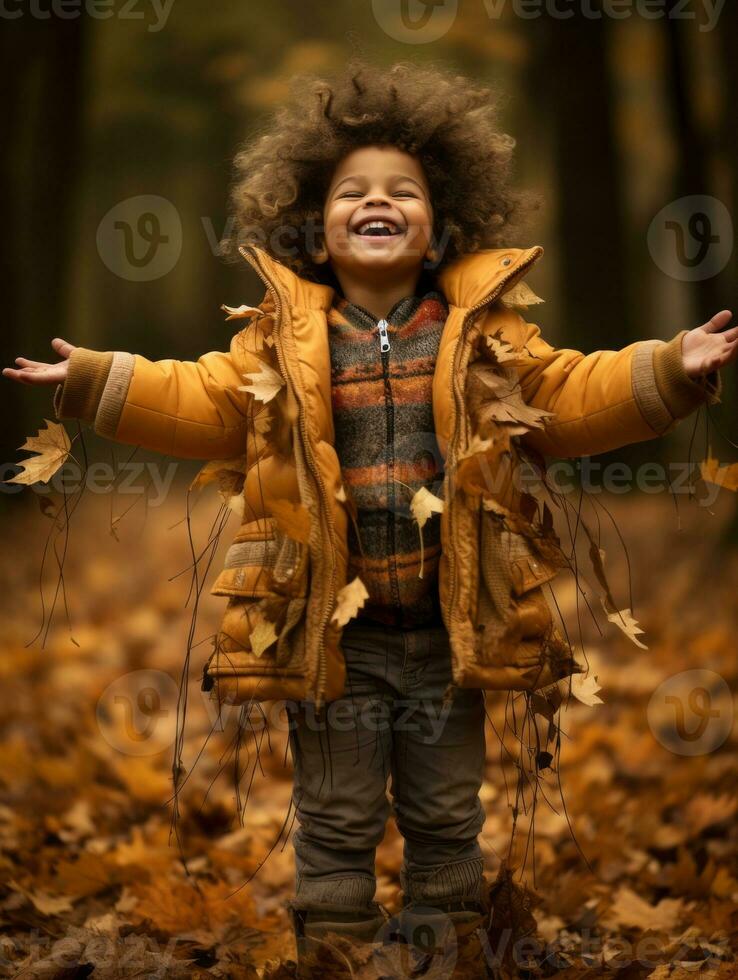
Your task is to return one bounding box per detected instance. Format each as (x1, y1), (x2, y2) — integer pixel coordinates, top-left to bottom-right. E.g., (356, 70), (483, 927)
(395, 482), (444, 579)
(699, 450), (738, 492)
(331, 576), (369, 627)
(601, 597), (648, 650)
(221, 303), (262, 321)
(189, 455), (247, 498)
(6, 419), (71, 485)
(408, 485), (444, 525)
(606, 885), (686, 933)
(570, 673), (604, 707)
(683, 793), (738, 836)
(479, 384), (556, 430)
(485, 333), (527, 364)
(269, 498), (311, 545)
(468, 361), (556, 431)
(498, 280), (545, 310)
(249, 619), (278, 658)
(238, 362), (285, 403)
(8, 880), (76, 915)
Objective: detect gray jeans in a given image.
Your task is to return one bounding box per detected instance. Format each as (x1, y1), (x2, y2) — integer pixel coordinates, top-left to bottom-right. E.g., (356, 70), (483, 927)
(285, 618), (487, 911)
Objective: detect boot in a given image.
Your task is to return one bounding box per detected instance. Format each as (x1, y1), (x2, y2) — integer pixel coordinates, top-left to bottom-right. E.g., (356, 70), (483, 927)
(287, 898), (389, 979)
(376, 896), (492, 979)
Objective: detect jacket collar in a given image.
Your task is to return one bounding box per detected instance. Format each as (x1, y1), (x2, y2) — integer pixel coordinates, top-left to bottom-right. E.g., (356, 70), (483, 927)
(239, 243), (545, 313)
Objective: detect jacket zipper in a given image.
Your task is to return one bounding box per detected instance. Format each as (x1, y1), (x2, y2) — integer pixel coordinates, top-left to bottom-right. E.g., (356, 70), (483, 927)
(238, 246), (338, 709)
(444, 251), (544, 675)
(377, 320), (401, 613)
(377, 318), (391, 353)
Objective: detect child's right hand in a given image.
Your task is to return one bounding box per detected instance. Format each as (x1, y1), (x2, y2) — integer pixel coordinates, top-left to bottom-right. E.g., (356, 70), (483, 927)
(2, 338), (76, 386)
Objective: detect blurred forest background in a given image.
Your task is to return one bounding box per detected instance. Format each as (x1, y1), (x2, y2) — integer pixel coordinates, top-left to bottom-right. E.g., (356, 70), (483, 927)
(1, 2), (737, 977)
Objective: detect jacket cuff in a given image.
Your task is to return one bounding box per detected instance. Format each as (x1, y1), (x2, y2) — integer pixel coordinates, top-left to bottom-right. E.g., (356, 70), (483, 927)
(631, 331), (722, 435)
(53, 349), (114, 424)
(94, 351), (136, 439)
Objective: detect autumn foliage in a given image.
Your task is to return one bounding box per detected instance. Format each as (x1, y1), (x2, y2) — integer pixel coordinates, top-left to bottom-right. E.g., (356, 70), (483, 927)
(0, 428), (737, 976)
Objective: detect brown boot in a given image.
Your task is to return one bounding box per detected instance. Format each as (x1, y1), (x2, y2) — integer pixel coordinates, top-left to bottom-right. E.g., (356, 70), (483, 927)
(376, 898), (491, 979)
(287, 899), (389, 979)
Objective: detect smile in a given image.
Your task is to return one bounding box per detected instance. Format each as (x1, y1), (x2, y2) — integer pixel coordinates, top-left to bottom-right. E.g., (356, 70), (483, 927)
(350, 219), (406, 239)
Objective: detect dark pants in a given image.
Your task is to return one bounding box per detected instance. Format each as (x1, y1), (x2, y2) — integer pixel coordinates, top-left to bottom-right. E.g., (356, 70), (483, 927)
(286, 618), (487, 910)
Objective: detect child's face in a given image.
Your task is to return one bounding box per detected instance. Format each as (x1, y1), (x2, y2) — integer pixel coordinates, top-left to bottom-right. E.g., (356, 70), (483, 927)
(321, 145), (434, 283)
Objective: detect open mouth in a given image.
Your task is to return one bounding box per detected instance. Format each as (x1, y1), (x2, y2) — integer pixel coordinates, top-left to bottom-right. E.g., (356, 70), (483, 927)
(350, 219), (406, 239)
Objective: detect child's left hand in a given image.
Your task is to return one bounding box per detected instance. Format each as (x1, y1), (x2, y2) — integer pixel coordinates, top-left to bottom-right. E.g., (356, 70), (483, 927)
(682, 310), (738, 378)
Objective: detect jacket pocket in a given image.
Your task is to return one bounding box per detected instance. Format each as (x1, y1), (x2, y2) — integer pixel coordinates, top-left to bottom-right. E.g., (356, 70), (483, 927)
(476, 507), (560, 661)
(210, 515), (308, 599)
(210, 517), (278, 597)
(207, 515), (310, 683)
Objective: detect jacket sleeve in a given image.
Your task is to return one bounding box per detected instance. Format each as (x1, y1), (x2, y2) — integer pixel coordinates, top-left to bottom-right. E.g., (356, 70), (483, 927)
(513, 320), (723, 459)
(53, 335), (254, 460)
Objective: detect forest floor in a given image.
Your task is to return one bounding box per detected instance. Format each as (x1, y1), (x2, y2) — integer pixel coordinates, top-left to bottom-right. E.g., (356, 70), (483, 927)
(0, 473), (736, 979)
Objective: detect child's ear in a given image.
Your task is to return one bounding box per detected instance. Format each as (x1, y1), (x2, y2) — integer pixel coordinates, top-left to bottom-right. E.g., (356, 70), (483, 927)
(310, 233), (329, 265)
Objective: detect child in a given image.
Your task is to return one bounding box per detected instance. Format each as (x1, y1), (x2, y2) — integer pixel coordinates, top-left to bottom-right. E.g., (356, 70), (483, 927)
(4, 60), (736, 977)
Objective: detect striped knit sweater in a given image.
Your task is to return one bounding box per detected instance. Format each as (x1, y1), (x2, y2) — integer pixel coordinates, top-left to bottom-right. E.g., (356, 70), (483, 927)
(327, 287), (450, 628)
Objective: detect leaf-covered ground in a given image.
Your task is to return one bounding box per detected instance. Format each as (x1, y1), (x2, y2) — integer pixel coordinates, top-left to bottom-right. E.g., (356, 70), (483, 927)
(0, 478), (736, 978)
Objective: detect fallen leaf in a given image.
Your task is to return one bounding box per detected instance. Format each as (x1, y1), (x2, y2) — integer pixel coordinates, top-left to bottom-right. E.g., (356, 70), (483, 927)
(221, 303), (262, 320)
(238, 362), (285, 403)
(408, 485), (445, 525)
(6, 419), (71, 485)
(498, 281), (546, 310)
(683, 794), (738, 836)
(607, 885), (685, 932)
(699, 450), (738, 492)
(331, 576), (369, 627)
(269, 499), (311, 544)
(485, 333), (528, 364)
(8, 879), (76, 915)
(395, 482), (444, 578)
(249, 619), (278, 658)
(189, 456), (247, 498)
(601, 599), (648, 650)
(570, 673), (604, 707)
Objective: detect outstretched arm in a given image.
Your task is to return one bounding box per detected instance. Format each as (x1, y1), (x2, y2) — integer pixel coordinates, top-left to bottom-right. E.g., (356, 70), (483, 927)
(3, 334), (259, 460)
(508, 311), (735, 459)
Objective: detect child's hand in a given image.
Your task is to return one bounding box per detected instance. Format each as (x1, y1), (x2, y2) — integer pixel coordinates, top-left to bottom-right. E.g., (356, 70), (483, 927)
(2, 338), (76, 386)
(682, 310), (738, 378)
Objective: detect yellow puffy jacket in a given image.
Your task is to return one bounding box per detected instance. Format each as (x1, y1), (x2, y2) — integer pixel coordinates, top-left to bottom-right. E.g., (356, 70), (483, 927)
(54, 244), (721, 708)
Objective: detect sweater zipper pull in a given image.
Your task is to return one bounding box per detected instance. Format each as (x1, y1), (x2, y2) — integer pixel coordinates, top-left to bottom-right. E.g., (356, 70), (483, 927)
(377, 318), (391, 353)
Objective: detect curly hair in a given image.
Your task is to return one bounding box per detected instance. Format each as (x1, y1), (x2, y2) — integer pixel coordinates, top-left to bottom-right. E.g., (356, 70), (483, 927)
(221, 58), (541, 285)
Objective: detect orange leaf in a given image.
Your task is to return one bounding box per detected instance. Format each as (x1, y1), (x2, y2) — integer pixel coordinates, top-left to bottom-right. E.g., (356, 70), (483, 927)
(269, 499), (311, 544)
(699, 450), (738, 492)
